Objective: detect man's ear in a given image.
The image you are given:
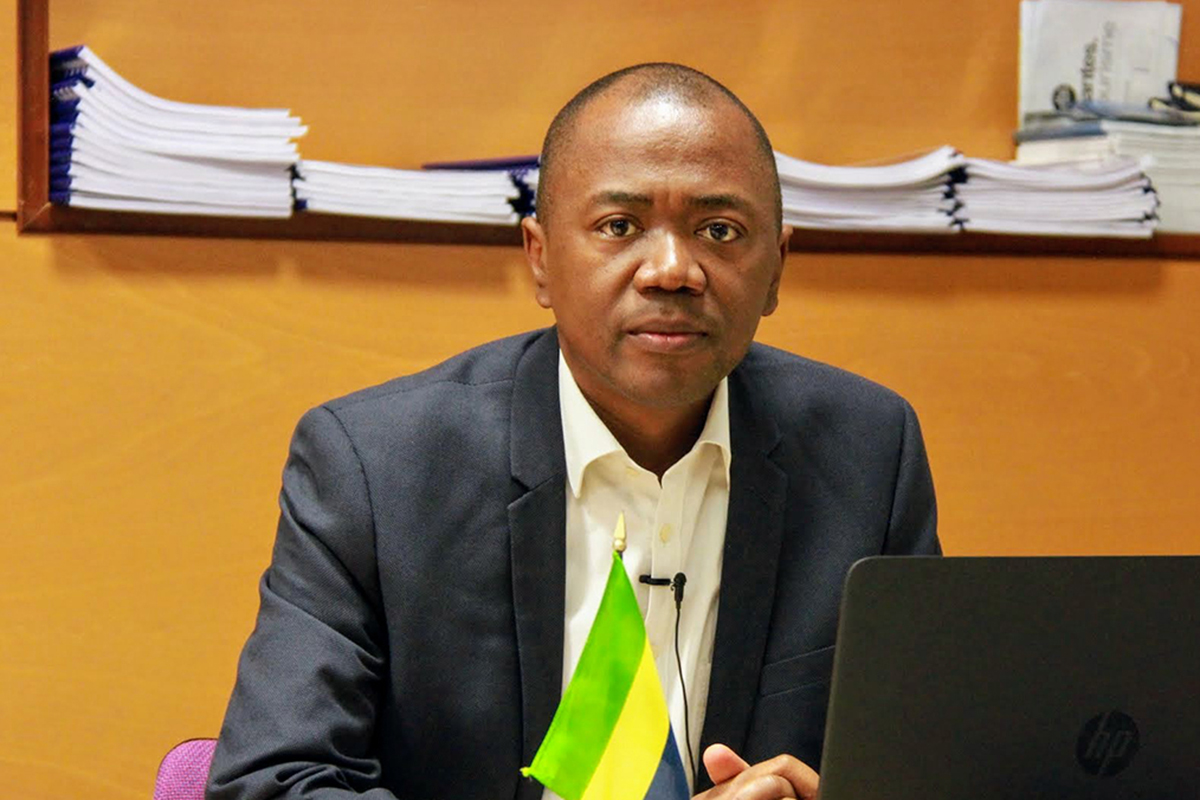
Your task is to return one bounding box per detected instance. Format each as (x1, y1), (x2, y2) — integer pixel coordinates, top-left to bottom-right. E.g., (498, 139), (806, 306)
(521, 215), (553, 309)
(763, 224), (792, 317)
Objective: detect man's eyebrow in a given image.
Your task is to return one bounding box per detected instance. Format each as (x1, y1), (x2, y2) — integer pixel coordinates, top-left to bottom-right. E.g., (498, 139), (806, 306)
(587, 191), (755, 213)
(589, 190), (654, 207)
(689, 193), (752, 213)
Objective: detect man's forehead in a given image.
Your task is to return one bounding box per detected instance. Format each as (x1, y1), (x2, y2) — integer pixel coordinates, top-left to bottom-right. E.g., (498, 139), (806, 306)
(568, 95), (763, 176)
(604, 94), (710, 135)
(563, 99), (762, 191)
(577, 90), (747, 146)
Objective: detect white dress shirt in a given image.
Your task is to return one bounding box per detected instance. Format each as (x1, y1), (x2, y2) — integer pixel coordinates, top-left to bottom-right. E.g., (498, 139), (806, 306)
(544, 352), (731, 798)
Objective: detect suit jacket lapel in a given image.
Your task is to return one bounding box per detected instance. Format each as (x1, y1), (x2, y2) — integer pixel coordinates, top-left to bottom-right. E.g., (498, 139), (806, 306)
(507, 329), (567, 800)
(696, 357), (788, 790)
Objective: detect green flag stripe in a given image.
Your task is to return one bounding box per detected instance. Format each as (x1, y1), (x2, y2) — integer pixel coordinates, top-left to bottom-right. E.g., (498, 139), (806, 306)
(523, 553), (647, 800)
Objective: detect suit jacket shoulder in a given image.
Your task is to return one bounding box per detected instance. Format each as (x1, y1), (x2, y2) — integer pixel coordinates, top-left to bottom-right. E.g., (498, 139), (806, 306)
(310, 327), (559, 506)
(323, 328), (551, 425)
(737, 341), (912, 423)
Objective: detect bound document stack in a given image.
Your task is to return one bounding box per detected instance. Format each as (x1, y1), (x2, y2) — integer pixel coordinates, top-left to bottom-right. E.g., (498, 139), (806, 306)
(49, 46), (304, 218)
(293, 161), (525, 224)
(774, 146), (966, 233)
(957, 157), (1158, 238)
(1015, 120), (1200, 232)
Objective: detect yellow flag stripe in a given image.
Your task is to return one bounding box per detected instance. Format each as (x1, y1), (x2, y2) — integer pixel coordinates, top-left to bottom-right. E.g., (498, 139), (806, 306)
(578, 638), (671, 800)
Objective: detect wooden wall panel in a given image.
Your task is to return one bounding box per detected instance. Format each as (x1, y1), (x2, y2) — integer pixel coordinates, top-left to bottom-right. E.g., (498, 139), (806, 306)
(0, 222), (551, 799)
(5, 231), (1200, 798)
(762, 252), (1200, 556)
(4, 2), (1200, 798)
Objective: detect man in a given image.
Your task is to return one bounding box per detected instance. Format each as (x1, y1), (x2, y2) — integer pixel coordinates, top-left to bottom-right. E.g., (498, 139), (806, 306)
(207, 64), (938, 800)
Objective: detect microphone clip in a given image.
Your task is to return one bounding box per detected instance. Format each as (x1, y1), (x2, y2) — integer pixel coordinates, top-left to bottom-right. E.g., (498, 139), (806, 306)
(638, 572), (687, 608)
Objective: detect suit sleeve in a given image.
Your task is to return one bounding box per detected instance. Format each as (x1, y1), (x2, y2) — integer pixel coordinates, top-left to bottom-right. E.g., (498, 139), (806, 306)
(207, 406), (398, 800)
(883, 400), (941, 556)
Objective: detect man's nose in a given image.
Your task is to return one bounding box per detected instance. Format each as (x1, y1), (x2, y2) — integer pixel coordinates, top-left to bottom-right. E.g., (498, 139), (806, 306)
(632, 230), (707, 294)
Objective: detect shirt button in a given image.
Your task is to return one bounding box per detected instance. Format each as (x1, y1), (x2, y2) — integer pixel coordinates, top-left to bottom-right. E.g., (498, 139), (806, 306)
(659, 523), (674, 543)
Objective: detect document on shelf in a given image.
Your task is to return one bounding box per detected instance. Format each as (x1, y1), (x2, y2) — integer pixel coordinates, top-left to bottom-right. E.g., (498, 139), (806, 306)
(1019, 0), (1182, 123)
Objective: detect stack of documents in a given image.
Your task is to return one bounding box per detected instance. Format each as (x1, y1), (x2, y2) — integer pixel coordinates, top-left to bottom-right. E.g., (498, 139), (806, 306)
(1015, 121), (1200, 232)
(957, 157), (1158, 237)
(294, 161), (525, 224)
(49, 46), (303, 218)
(774, 146), (966, 233)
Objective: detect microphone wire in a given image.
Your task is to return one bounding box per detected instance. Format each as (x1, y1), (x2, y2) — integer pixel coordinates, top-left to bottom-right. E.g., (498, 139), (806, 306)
(671, 572), (696, 786)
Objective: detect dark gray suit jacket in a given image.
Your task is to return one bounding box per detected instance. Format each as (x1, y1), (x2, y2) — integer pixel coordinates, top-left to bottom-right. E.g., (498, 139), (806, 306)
(207, 328), (939, 800)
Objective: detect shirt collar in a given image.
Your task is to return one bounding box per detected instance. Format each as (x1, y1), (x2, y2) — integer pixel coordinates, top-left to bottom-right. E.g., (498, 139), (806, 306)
(558, 351), (732, 499)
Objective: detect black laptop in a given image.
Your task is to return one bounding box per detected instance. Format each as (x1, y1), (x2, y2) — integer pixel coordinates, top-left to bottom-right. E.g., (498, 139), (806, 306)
(818, 556), (1200, 800)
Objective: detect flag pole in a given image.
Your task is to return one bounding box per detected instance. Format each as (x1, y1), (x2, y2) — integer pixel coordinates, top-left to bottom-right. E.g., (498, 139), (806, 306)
(613, 512), (627, 560)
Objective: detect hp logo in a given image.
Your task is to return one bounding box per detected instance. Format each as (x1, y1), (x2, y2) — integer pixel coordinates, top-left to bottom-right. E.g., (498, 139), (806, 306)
(1076, 711), (1140, 776)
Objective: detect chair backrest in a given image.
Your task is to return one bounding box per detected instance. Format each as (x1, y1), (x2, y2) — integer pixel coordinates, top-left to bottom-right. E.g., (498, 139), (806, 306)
(153, 738), (217, 800)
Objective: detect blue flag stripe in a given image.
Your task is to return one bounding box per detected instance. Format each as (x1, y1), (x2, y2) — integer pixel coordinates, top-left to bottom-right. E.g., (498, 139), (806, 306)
(644, 727), (691, 800)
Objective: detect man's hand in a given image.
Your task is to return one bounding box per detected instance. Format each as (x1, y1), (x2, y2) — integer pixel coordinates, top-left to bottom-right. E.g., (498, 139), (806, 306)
(692, 743), (819, 800)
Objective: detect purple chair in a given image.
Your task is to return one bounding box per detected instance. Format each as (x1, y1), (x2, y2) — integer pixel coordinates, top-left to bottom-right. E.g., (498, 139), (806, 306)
(153, 738), (217, 800)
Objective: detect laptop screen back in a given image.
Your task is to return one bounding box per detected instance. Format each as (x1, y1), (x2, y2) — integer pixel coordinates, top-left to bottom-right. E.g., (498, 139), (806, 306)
(817, 556), (1200, 800)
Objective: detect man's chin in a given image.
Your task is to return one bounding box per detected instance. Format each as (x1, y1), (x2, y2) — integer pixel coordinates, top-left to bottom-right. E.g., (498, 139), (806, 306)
(617, 373), (724, 413)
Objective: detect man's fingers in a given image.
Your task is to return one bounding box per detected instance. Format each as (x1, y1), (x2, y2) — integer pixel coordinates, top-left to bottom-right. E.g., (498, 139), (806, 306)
(729, 773), (798, 800)
(695, 748), (820, 800)
(702, 743), (751, 785)
(761, 754), (819, 800)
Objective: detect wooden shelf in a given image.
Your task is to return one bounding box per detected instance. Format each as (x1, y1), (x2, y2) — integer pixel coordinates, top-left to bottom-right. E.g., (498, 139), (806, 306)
(13, 205), (1200, 259)
(19, 205), (526, 246)
(15, 0), (1200, 259)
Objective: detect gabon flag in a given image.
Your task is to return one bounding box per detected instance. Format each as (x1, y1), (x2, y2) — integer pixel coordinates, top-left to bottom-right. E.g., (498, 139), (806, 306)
(522, 515), (691, 800)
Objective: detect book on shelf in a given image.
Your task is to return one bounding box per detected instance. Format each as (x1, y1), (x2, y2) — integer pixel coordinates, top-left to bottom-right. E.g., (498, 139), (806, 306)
(1018, 0), (1182, 123)
(48, 46), (305, 218)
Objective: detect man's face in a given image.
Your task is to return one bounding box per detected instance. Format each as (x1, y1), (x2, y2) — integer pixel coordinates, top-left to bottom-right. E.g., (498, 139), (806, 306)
(523, 91), (790, 423)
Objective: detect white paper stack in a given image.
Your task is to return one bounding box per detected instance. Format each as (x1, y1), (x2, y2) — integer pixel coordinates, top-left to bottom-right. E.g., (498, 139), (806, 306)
(957, 157), (1158, 237)
(1016, 122), (1200, 232)
(774, 146), (966, 232)
(294, 161), (522, 225)
(49, 46), (304, 218)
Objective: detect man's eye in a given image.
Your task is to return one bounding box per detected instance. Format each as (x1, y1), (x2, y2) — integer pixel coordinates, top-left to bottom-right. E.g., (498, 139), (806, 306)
(600, 219), (639, 237)
(700, 222), (740, 242)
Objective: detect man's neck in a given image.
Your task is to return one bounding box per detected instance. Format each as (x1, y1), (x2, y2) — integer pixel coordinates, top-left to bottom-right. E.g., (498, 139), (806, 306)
(585, 394), (712, 480)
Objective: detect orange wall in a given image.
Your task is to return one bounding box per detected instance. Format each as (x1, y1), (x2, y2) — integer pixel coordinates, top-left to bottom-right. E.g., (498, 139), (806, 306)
(3, 2), (1200, 798)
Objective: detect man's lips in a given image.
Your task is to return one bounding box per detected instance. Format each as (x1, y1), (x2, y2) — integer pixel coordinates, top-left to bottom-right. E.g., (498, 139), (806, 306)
(627, 326), (707, 351)
(627, 316), (707, 335)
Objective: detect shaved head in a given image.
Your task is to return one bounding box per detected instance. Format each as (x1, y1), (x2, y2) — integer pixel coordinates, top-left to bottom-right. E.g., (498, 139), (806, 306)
(537, 63), (781, 229)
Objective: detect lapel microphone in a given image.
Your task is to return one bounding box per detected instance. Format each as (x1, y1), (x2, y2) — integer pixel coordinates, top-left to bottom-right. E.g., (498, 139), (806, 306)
(638, 572), (686, 606)
(636, 571), (696, 784)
